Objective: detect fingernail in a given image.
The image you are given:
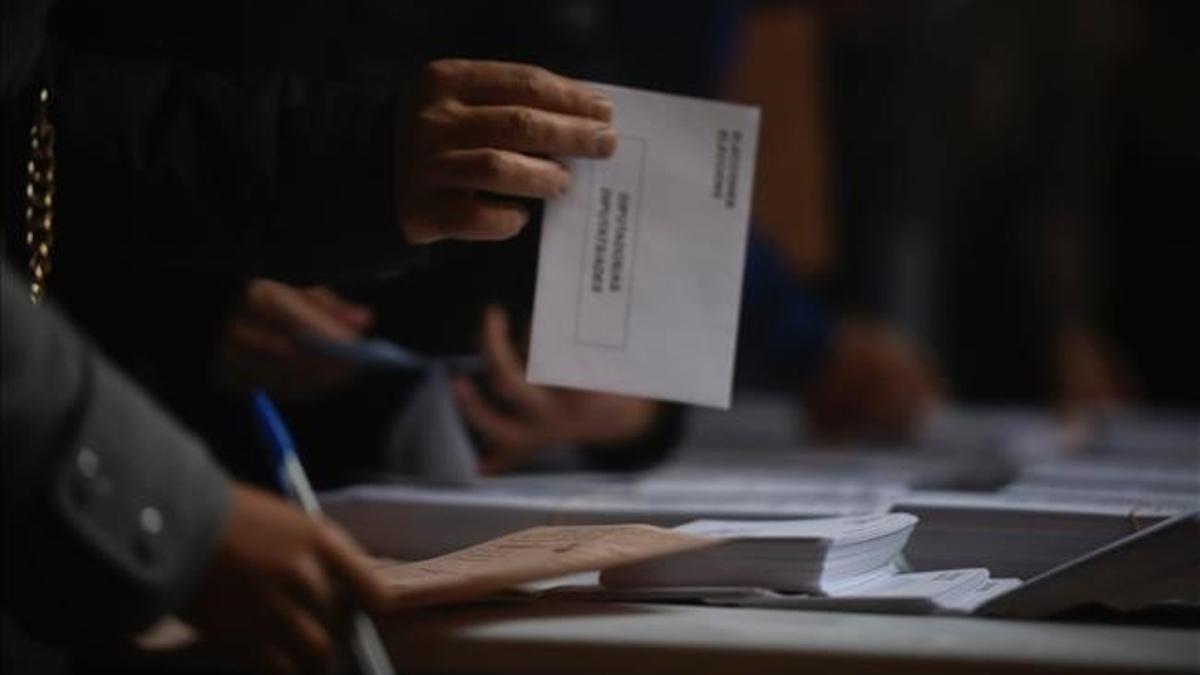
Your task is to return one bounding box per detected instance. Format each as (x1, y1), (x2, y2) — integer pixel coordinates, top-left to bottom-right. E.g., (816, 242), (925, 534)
(593, 127), (617, 157)
(590, 97), (614, 122)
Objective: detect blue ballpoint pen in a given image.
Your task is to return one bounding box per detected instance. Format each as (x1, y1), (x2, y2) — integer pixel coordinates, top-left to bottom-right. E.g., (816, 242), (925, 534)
(251, 390), (396, 675)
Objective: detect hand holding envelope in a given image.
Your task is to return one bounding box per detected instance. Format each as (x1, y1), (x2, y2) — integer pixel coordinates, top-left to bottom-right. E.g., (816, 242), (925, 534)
(399, 60), (618, 244)
(529, 84), (760, 408)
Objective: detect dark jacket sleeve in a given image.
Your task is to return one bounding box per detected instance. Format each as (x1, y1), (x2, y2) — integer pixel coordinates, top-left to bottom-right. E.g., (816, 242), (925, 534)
(45, 1), (424, 283)
(1, 264), (231, 641)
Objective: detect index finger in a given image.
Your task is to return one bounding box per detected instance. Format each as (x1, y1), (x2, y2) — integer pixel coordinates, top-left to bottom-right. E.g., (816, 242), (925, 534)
(427, 59), (612, 122)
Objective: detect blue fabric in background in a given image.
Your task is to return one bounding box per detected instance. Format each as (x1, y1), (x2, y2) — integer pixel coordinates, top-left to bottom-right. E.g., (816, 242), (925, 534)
(610, 1), (835, 392)
(737, 231), (833, 391)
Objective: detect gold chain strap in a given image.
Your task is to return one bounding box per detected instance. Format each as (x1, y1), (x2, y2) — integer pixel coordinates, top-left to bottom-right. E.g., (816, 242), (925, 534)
(25, 87), (56, 304)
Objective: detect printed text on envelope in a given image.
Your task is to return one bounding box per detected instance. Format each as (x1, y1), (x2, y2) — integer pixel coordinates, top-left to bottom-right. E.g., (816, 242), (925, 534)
(575, 137), (646, 349)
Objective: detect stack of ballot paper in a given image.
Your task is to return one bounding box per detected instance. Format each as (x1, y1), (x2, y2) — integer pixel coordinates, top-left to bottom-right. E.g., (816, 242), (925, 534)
(541, 515), (1198, 617)
(672, 404), (1077, 491)
(998, 483), (1200, 512)
(1014, 456), (1200, 496)
(647, 448), (972, 491)
(541, 516), (1023, 616)
(892, 491), (1183, 578)
(599, 514), (917, 594)
(366, 516), (925, 609)
(1082, 410), (1200, 460)
(365, 518), (1008, 615)
(321, 477), (899, 560)
(368, 512), (1198, 618)
(721, 569), (1023, 615)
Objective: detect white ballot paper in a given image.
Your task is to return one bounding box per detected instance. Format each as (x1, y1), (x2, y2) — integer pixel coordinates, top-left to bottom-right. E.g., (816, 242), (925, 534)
(529, 84), (760, 407)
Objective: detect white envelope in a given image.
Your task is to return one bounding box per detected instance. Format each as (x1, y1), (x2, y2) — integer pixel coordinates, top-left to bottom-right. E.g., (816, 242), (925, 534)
(528, 84), (760, 408)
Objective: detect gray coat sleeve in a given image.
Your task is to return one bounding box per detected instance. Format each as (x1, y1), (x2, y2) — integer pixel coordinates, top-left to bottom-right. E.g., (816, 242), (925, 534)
(1, 264), (232, 642)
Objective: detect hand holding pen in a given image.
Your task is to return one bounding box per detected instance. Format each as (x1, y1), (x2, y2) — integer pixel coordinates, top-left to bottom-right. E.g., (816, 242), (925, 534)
(185, 484), (390, 674)
(225, 391), (394, 675)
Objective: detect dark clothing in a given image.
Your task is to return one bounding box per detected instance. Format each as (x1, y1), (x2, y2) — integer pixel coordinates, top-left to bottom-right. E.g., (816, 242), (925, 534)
(1, 263), (231, 644)
(0, 0), (424, 652)
(8, 0), (424, 283)
(2, 0), (439, 487)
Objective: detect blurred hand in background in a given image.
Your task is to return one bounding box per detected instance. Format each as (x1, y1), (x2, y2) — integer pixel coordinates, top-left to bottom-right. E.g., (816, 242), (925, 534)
(1056, 324), (1139, 415)
(213, 280), (374, 399)
(804, 317), (943, 444)
(453, 305), (660, 474)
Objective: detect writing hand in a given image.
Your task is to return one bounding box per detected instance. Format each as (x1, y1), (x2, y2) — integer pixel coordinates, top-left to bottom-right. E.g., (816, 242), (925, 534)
(185, 484), (386, 675)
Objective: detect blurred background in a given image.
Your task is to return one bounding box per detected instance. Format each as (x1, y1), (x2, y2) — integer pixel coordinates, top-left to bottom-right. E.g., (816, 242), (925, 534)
(341, 0), (1200, 418)
(41, 0), (1200, 482)
(4, 4), (1197, 672)
(725, 0), (1199, 414)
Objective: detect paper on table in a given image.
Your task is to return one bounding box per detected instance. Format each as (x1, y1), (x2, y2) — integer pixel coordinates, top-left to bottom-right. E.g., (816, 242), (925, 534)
(844, 568), (991, 599)
(529, 83), (760, 408)
(722, 569), (1019, 615)
(375, 524), (716, 609)
(675, 514), (918, 544)
(942, 577), (1023, 612)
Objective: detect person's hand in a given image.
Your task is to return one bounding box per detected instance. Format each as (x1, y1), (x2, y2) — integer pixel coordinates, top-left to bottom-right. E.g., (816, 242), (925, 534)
(804, 317), (943, 443)
(398, 59), (617, 244)
(185, 484), (387, 675)
(452, 305), (659, 474)
(1056, 324), (1139, 414)
(212, 280), (374, 399)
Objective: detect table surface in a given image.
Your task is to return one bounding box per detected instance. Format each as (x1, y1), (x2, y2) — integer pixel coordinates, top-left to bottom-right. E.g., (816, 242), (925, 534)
(380, 600), (1200, 675)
